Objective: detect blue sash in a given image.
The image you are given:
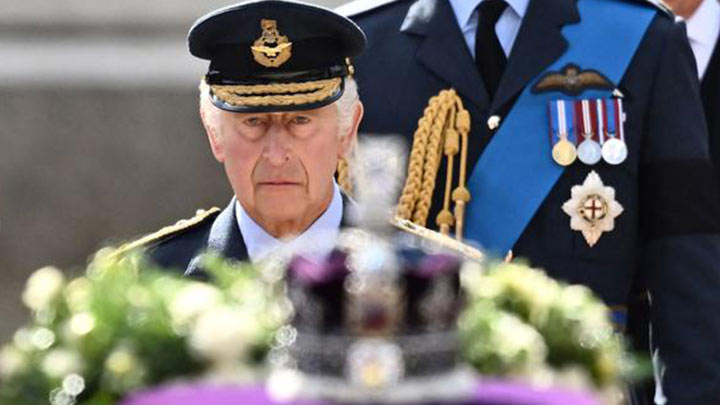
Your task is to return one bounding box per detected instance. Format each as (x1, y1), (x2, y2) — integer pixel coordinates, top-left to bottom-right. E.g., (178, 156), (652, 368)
(463, 0), (656, 256)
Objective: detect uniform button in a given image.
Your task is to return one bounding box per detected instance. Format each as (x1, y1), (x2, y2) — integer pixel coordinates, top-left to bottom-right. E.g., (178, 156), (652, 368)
(487, 115), (501, 130)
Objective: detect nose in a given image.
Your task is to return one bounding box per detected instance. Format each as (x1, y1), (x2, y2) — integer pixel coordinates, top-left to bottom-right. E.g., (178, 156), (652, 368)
(262, 122), (291, 165)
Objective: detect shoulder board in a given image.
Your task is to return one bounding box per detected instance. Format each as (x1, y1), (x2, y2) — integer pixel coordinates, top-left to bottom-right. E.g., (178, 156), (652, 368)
(391, 217), (484, 262)
(625, 0), (674, 17)
(335, 0), (402, 18)
(112, 207), (221, 257)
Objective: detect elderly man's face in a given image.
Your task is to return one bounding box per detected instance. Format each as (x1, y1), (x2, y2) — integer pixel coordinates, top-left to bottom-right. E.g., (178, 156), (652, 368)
(202, 100), (359, 237)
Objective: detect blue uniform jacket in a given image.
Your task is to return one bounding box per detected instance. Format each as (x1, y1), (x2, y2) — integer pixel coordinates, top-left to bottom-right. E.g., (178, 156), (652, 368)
(344, 0), (720, 402)
(147, 195), (355, 279)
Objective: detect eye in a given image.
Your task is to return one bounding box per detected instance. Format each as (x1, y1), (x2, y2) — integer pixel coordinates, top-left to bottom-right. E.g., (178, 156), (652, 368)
(244, 116), (264, 127)
(291, 115), (311, 125)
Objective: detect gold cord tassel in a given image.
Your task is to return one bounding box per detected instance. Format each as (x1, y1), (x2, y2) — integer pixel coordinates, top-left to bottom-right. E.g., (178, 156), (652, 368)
(337, 157), (353, 197)
(396, 100), (437, 221)
(452, 105), (471, 241)
(395, 89), (472, 240)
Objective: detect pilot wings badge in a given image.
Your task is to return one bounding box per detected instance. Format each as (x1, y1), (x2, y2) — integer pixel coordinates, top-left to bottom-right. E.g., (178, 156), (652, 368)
(533, 64), (614, 96)
(251, 19), (292, 68)
(562, 171), (623, 247)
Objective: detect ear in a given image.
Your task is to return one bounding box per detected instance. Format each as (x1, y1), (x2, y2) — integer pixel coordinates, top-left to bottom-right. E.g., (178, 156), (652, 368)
(200, 101), (225, 163)
(338, 101), (364, 158)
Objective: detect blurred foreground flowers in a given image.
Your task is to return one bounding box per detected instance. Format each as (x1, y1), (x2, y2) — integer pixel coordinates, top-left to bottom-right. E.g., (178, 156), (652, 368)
(460, 262), (637, 401)
(0, 251), (637, 404)
(0, 250), (287, 405)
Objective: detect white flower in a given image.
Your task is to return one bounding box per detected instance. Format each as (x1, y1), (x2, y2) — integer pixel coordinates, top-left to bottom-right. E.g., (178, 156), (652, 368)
(64, 278), (91, 313)
(266, 369), (303, 403)
(228, 279), (265, 308)
(62, 373), (86, 396)
(126, 286), (152, 308)
(22, 266), (66, 311)
(69, 312), (96, 337)
(492, 313), (547, 369)
(578, 305), (614, 349)
(104, 346), (147, 391)
(553, 365), (594, 391)
(41, 348), (84, 379)
(0, 345), (28, 378)
(12, 328), (35, 352)
(30, 327), (56, 350)
(169, 282), (223, 328)
(49, 388), (75, 405)
(189, 305), (262, 365)
(555, 285), (594, 315)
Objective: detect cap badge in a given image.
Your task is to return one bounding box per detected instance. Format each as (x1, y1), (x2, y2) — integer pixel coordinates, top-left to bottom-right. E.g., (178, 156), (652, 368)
(562, 171), (623, 247)
(251, 19), (292, 68)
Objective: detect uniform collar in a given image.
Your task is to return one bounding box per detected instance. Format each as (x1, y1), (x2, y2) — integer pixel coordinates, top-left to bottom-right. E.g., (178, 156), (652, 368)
(449, 0), (529, 29)
(235, 181), (344, 262)
(685, 0), (720, 47)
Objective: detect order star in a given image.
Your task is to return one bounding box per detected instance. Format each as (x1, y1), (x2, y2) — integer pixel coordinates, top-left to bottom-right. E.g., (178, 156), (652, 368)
(562, 171), (623, 247)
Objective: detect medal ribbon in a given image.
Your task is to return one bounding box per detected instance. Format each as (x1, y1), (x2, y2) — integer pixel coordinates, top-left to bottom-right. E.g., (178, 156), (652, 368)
(463, 0), (655, 256)
(550, 100), (560, 142)
(549, 100), (574, 145)
(614, 98), (625, 143)
(563, 100), (575, 144)
(596, 98), (606, 145)
(580, 100), (596, 140)
(605, 98), (617, 138)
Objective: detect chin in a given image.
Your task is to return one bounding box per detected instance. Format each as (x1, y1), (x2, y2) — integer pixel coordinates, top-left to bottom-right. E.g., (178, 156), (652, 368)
(258, 203), (306, 223)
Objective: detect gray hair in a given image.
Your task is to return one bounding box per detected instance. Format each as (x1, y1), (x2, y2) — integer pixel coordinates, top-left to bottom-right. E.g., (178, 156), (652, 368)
(335, 77), (360, 137)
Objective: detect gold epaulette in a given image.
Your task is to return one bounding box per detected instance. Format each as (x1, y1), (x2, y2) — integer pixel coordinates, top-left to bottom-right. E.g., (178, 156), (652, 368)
(111, 207), (221, 258)
(391, 217), (484, 262)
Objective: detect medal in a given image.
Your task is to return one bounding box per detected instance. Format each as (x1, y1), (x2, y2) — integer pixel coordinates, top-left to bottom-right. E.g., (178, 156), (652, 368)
(576, 100), (602, 165)
(601, 138), (627, 165)
(599, 98), (628, 165)
(549, 100), (577, 166)
(552, 139), (577, 166)
(562, 170), (624, 247)
(578, 139), (602, 165)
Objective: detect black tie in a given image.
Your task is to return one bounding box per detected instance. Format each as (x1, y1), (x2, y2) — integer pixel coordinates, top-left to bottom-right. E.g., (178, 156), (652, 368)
(475, 0), (508, 99)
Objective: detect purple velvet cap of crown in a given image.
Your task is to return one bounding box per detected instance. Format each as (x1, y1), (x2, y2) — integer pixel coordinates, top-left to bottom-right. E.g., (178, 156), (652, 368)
(287, 250), (349, 285)
(120, 380), (601, 405)
(412, 253), (462, 278)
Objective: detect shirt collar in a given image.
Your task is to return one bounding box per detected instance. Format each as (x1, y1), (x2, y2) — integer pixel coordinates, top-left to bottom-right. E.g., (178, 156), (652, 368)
(449, 0), (529, 29)
(686, 0), (720, 47)
(235, 181), (343, 262)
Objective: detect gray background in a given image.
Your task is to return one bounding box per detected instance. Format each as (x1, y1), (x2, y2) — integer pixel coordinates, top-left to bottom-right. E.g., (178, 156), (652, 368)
(0, 0), (346, 340)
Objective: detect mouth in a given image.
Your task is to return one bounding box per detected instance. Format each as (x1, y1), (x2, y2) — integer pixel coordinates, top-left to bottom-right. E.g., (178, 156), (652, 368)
(257, 181), (302, 187)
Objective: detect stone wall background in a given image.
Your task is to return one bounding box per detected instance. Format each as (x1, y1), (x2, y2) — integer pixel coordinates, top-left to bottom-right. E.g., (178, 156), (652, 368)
(0, 0), (345, 340)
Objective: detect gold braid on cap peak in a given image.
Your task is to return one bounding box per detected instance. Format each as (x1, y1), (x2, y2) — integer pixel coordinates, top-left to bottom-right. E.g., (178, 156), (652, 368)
(210, 78), (342, 107)
(396, 89), (471, 241)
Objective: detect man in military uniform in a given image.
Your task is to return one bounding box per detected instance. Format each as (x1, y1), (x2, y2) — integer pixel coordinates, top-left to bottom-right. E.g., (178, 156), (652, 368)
(338, 0), (720, 402)
(666, 0), (720, 189)
(121, 1), (365, 277)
